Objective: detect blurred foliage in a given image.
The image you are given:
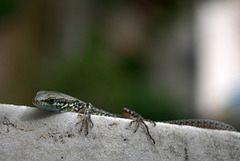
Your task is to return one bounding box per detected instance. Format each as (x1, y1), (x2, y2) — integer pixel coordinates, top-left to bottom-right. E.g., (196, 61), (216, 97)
(0, 0), (21, 20)
(0, 0), (192, 121)
(0, 0), (237, 130)
(34, 33), (185, 120)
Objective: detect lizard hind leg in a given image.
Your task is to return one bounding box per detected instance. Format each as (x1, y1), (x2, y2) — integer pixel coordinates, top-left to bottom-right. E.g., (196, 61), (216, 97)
(122, 108), (156, 144)
(129, 118), (156, 144)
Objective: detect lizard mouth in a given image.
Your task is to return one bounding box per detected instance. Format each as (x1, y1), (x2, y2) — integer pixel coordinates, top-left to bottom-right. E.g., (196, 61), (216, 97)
(32, 98), (39, 106)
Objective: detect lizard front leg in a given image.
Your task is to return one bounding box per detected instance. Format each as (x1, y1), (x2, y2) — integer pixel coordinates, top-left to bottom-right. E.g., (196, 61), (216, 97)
(122, 108), (156, 144)
(76, 103), (94, 135)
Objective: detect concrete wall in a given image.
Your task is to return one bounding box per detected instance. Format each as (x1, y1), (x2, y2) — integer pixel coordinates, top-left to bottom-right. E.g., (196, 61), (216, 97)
(0, 104), (239, 161)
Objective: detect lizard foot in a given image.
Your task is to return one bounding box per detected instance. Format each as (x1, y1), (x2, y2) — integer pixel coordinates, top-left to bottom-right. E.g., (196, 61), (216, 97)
(129, 118), (156, 144)
(122, 107), (156, 144)
(76, 114), (94, 135)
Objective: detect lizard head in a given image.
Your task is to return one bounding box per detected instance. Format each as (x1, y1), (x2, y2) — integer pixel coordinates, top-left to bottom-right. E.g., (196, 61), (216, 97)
(32, 90), (82, 112)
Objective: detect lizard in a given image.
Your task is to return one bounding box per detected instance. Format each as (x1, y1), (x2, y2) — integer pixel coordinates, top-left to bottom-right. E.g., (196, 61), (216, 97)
(32, 90), (237, 144)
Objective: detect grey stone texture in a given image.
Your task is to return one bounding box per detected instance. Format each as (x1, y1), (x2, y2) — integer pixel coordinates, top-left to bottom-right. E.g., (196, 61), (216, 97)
(0, 104), (239, 161)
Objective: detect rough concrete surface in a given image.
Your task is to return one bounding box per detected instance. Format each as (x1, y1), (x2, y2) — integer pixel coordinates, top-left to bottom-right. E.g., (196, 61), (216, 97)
(0, 104), (239, 161)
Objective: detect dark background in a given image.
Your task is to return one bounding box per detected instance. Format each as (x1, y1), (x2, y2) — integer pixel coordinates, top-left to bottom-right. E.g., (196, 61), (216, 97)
(0, 0), (239, 130)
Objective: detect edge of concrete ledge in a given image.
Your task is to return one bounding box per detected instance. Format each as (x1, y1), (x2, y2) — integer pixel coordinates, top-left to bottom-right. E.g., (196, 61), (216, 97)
(0, 104), (240, 161)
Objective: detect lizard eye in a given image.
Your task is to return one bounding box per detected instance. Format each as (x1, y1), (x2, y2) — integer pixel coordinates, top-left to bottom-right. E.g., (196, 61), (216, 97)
(48, 98), (55, 104)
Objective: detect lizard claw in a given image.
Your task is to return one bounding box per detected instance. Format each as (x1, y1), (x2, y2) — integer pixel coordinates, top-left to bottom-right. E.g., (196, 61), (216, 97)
(123, 107), (156, 144)
(129, 117), (156, 144)
(76, 114), (94, 135)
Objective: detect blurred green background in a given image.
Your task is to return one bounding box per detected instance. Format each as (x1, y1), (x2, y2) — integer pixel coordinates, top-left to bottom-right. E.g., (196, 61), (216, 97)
(0, 0), (193, 121)
(2, 0), (239, 131)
